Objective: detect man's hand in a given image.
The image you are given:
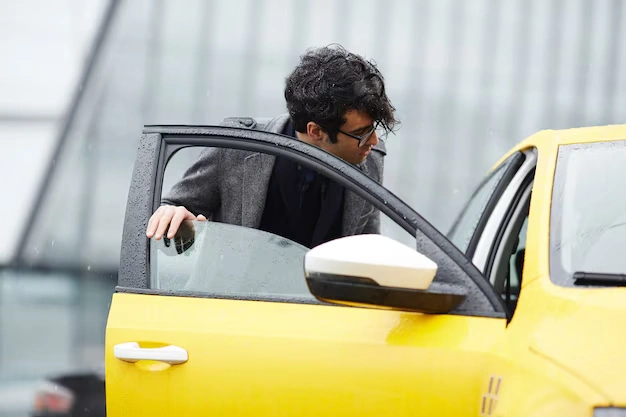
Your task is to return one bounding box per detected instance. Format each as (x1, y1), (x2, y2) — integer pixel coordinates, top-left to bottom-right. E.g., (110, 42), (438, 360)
(146, 205), (207, 240)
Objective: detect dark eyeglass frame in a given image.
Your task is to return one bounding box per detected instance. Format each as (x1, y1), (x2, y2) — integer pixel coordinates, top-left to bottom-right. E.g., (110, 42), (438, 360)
(337, 121), (382, 147)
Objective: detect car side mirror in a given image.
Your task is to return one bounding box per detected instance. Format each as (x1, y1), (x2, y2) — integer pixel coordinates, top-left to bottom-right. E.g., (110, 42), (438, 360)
(304, 235), (466, 314)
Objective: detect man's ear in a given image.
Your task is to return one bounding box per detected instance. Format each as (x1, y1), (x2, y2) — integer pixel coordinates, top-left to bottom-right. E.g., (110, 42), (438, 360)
(306, 122), (326, 143)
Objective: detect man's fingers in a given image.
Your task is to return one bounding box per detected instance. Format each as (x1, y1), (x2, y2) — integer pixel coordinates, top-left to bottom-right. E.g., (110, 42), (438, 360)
(146, 207), (165, 238)
(197, 214), (207, 221)
(167, 207), (194, 239)
(153, 207), (176, 240)
(147, 206), (197, 240)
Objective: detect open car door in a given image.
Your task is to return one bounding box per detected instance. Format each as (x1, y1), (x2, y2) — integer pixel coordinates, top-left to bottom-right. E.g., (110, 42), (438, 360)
(105, 125), (508, 416)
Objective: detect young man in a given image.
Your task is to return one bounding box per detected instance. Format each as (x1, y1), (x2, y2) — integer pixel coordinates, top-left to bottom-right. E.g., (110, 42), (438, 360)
(146, 45), (399, 248)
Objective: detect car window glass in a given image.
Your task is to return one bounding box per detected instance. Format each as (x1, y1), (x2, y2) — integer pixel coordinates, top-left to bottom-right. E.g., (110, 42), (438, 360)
(447, 156), (515, 253)
(551, 140), (626, 286)
(150, 145), (415, 299)
(151, 220), (313, 298)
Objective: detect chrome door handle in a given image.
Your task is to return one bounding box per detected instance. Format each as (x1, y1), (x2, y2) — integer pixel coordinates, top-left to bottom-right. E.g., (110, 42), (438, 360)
(114, 342), (188, 365)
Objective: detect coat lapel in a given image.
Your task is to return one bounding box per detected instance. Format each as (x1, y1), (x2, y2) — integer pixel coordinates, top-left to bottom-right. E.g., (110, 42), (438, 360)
(311, 180), (343, 246)
(242, 152), (275, 228)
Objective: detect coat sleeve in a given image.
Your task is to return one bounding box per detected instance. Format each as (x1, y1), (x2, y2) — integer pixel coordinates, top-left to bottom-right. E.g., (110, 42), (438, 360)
(360, 146), (385, 234)
(161, 147), (221, 218)
(160, 115), (247, 216)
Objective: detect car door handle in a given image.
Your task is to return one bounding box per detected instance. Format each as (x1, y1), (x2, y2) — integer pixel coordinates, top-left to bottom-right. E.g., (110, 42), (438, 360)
(114, 342), (188, 365)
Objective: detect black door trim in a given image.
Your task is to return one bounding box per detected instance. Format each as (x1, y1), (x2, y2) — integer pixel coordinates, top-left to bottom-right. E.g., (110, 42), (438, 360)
(119, 125), (506, 317)
(465, 152), (525, 259)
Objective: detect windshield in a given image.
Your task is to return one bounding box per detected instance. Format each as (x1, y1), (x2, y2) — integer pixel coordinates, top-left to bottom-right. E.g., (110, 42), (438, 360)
(550, 140), (626, 286)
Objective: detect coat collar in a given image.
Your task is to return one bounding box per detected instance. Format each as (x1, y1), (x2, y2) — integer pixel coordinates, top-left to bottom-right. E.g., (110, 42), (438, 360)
(242, 115), (374, 235)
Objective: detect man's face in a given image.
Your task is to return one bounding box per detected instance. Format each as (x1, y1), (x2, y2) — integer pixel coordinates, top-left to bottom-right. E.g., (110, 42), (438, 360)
(320, 110), (379, 165)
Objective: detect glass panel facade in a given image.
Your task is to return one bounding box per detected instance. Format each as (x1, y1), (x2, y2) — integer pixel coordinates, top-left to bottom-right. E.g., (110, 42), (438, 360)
(3, 0), (626, 414)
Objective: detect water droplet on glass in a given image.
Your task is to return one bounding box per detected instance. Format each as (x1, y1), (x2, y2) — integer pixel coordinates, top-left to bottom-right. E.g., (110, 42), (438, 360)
(51, 240), (55, 247)
(87, 265), (91, 271)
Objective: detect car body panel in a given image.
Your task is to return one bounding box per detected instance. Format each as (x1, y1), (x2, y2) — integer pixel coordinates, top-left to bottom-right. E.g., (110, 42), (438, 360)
(472, 278), (618, 417)
(503, 276), (626, 405)
(106, 292), (506, 416)
(105, 124), (626, 416)
(494, 125), (626, 290)
(479, 125), (626, 412)
(479, 333), (605, 417)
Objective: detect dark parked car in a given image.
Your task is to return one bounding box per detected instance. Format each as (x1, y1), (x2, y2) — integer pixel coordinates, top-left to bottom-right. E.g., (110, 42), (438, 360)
(32, 369), (105, 417)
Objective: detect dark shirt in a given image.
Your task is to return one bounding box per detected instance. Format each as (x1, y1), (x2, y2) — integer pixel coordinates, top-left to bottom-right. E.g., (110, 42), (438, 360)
(258, 123), (344, 248)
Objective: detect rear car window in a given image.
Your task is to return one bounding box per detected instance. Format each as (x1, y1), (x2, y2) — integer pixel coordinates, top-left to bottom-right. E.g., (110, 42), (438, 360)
(550, 140), (626, 286)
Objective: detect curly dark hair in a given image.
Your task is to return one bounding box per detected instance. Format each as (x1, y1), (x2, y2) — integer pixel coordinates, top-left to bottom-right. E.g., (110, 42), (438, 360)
(285, 45), (399, 143)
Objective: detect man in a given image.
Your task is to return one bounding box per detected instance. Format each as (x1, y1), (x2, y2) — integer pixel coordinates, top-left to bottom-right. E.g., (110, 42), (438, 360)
(146, 45), (399, 248)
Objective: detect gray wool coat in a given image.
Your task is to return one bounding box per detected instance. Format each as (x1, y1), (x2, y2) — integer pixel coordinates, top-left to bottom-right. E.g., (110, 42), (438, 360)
(162, 113), (386, 237)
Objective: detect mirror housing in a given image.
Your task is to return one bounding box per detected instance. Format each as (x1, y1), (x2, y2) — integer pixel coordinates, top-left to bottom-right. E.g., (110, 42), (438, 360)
(304, 235), (466, 314)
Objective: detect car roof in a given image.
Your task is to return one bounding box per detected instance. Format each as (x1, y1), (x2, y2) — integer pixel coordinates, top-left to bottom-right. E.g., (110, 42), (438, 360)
(492, 124), (626, 170)
(529, 124), (626, 146)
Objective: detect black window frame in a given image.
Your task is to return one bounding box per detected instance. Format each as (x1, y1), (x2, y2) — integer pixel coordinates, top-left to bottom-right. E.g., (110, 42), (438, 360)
(117, 125), (507, 318)
(485, 174), (534, 317)
(484, 170), (535, 281)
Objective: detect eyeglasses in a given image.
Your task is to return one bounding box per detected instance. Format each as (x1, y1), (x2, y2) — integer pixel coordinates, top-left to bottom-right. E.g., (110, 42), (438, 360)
(338, 121), (384, 147)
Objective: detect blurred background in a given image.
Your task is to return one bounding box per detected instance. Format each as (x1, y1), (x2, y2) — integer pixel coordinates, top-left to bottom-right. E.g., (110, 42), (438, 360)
(1, 0), (625, 415)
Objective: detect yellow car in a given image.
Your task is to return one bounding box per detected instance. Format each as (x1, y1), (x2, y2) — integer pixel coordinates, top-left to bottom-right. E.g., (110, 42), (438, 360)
(106, 123), (626, 417)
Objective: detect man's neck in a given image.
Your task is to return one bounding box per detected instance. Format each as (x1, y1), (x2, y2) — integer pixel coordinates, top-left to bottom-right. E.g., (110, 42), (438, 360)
(295, 131), (313, 145)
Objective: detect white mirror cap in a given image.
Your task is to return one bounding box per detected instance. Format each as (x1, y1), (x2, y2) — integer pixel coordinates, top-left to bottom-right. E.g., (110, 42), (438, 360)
(305, 234), (438, 290)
